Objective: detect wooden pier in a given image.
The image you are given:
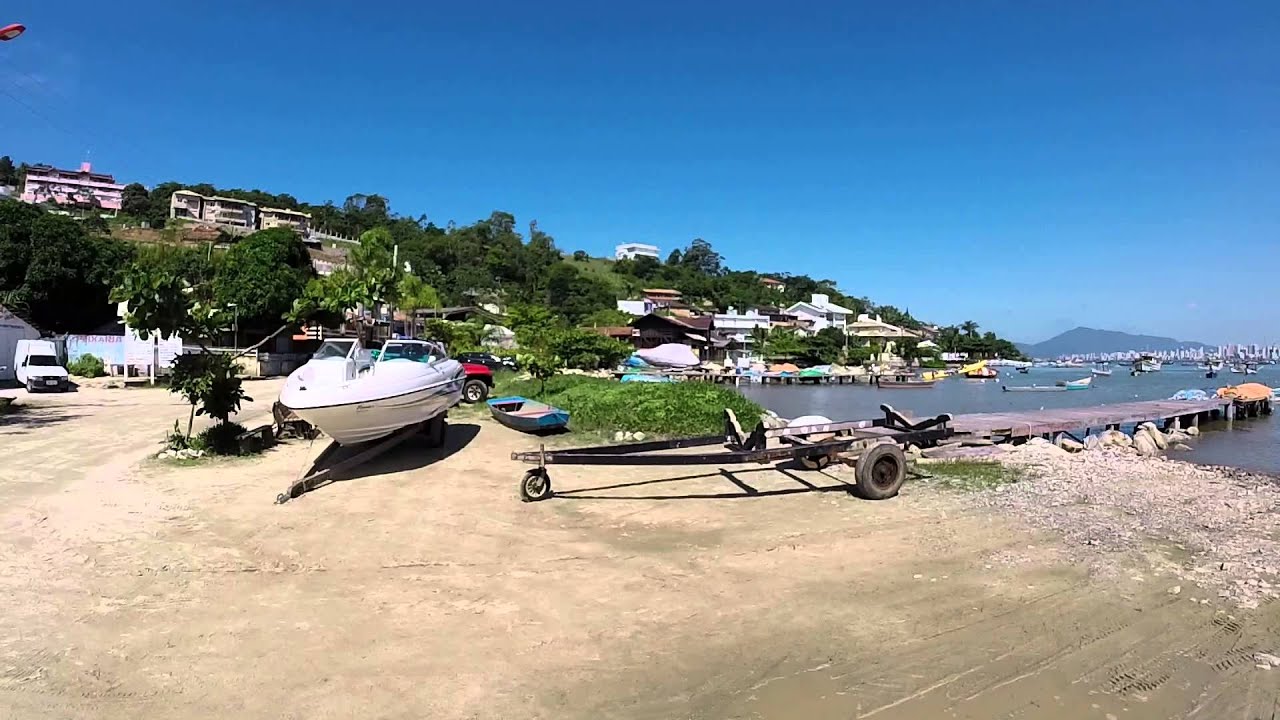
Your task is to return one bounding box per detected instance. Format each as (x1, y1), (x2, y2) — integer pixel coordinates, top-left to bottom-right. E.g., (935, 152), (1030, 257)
(612, 371), (868, 386)
(950, 397), (1271, 441)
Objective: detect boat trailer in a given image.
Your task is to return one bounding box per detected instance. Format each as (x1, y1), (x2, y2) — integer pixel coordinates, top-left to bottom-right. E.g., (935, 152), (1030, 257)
(510, 404), (954, 502)
(274, 412), (448, 505)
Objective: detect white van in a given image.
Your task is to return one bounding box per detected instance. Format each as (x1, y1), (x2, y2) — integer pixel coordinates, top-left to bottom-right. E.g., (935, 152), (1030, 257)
(14, 339), (70, 392)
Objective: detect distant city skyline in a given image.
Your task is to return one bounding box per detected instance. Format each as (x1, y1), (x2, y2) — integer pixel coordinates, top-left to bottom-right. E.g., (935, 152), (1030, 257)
(1049, 344), (1280, 362)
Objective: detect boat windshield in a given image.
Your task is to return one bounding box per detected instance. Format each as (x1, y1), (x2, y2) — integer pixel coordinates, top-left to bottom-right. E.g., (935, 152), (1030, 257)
(312, 340), (357, 360)
(379, 342), (437, 363)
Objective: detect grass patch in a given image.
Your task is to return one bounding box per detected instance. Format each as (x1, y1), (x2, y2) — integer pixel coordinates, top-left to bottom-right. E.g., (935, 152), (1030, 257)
(921, 460), (1025, 491)
(488, 374), (764, 436)
(574, 256), (640, 297)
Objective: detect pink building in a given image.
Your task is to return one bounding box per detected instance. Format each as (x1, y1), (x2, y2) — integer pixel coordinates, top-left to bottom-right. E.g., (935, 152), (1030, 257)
(20, 162), (125, 213)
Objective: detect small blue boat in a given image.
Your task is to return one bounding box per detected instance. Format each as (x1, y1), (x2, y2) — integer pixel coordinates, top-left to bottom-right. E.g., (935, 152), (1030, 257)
(487, 396), (570, 434)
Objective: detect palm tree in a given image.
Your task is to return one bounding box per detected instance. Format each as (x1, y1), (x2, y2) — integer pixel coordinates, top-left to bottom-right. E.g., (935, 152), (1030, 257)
(960, 320), (979, 338)
(938, 325), (961, 352)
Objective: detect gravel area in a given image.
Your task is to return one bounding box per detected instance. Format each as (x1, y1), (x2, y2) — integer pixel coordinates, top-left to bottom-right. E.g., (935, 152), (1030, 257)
(983, 442), (1280, 608)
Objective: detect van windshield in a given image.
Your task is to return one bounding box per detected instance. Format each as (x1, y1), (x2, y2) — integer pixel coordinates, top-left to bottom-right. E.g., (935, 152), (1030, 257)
(28, 355), (59, 367)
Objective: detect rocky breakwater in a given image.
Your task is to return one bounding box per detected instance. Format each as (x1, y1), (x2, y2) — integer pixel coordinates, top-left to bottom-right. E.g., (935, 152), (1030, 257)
(977, 428), (1280, 609)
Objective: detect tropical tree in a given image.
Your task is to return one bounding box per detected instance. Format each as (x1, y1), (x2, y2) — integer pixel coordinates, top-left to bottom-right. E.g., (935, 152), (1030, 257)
(749, 326), (770, 359)
(0, 200), (133, 333)
(961, 320), (979, 338)
(212, 227), (314, 330)
(395, 273), (441, 338)
(121, 182), (152, 219)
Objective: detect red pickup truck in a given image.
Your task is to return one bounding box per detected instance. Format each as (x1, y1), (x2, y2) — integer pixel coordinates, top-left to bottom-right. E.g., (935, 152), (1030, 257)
(460, 362), (493, 403)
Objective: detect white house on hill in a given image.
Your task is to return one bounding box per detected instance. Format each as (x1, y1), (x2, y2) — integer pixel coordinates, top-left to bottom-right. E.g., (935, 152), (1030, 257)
(615, 243), (660, 261)
(784, 294), (852, 334)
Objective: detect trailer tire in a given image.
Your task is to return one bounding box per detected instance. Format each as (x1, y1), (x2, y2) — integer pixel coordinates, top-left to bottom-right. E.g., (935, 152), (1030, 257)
(462, 378), (489, 403)
(520, 469), (553, 502)
(855, 443), (907, 500)
(799, 454), (831, 470)
(424, 415), (447, 448)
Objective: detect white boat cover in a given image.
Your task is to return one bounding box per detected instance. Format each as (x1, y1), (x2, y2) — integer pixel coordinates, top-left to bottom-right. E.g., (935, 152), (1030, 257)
(635, 344), (699, 368)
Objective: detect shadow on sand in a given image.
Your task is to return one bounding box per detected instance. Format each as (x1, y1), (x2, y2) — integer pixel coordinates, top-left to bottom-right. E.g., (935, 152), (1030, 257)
(0, 401), (90, 434)
(278, 422), (482, 502)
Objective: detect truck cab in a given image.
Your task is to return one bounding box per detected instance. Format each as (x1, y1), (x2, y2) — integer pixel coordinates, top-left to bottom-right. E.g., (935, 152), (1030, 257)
(14, 339), (70, 392)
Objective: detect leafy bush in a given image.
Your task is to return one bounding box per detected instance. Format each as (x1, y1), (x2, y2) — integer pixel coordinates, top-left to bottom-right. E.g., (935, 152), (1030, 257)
(919, 357), (946, 369)
(194, 421), (250, 456)
(67, 353), (106, 378)
(169, 352), (251, 425)
(164, 419), (189, 451)
(547, 328), (632, 370)
(572, 250), (589, 261)
(494, 375), (764, 436)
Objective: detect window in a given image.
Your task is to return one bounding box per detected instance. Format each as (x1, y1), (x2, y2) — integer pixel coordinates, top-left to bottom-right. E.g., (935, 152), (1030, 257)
(29, 355), (59, 366)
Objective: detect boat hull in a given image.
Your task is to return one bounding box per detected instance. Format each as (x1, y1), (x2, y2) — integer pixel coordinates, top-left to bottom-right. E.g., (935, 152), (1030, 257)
(488, 396), (571, 434)
(281, 362), (464, 445)
(878, 380), (936, 388)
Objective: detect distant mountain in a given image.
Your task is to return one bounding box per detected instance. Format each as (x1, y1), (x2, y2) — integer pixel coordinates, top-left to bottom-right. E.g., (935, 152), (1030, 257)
(1016, 327), (1211, 359)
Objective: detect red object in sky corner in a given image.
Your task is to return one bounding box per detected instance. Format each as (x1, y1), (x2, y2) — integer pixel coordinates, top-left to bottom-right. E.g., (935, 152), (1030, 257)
(0, 23), (25, 41)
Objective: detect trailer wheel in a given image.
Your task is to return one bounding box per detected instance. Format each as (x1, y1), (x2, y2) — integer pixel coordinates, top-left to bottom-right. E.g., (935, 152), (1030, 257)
(855, 443), (907, 500)
(462, 378), (489, 403)
(799, 453), (831, 470)
(520, 469), (553, 502)
(424, 415), (447, 448)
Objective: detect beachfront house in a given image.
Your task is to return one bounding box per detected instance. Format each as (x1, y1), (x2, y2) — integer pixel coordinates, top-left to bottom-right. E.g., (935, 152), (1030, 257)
(712, 307), (770, 360)
(848, 313), (920, 363)
(784, 294), (852, 334)
(760, 277), (786, 293)
(630, 313), (724, 360)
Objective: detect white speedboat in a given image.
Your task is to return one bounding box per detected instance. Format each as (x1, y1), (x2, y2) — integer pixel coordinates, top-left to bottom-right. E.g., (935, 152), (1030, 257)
(280, 338), (465, 445)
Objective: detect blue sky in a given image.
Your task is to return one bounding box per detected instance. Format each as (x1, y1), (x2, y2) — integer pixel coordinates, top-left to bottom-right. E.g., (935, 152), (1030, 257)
(3, 1), (1277, 344)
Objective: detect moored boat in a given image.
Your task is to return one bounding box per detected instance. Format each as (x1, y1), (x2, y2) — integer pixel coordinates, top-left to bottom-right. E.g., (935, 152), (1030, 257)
(1055, 376), (1092, 390)
(877, 374), (936, 388)
(1090, 365), (1112, 377)
(487, 396), (571, 434)
(1133, 355), (1161, 373)
(279, 338), (465, 445)
(1002, 384), (1067, 392)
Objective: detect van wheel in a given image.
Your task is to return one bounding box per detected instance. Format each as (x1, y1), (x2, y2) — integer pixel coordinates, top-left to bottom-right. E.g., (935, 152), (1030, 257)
(25, 379), (35, 393)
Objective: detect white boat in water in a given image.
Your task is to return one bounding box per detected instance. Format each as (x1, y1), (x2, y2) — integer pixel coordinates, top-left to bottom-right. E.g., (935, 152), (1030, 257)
(1134, 355), (1161, 373)
(280, 338), (465, 445)
(1090, 366), (1112, 377)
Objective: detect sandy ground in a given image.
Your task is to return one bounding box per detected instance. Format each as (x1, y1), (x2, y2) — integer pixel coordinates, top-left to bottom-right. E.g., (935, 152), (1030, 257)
(1, 387), (1278, 719)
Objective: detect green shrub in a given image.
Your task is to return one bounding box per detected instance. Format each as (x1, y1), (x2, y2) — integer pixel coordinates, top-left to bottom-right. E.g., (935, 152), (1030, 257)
(67, 353), (106, 378)
(547, 328), (632, 370)
(494, 375), (764, 436)
(919, 357), (946, 369)
(194, 421), (250, 456)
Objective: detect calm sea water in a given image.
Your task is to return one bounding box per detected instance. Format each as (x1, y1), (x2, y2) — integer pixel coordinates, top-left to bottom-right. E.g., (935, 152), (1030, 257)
(739, 365), (1280, 475)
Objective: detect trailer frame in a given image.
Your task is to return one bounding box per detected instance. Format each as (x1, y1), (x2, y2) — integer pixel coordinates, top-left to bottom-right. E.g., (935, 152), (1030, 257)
(511, 404), (954, 502)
